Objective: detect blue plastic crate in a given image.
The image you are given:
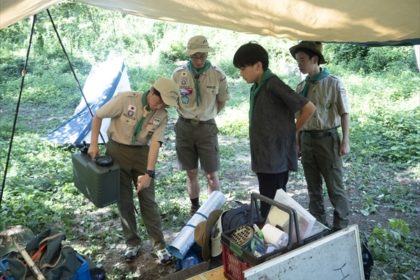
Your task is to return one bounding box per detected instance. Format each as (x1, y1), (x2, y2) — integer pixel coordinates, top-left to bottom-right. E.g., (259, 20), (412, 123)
(72, 254), (91, 280)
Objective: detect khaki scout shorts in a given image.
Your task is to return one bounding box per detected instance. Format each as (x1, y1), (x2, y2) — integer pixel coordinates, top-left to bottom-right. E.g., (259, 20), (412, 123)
(175, 117), (220, 172)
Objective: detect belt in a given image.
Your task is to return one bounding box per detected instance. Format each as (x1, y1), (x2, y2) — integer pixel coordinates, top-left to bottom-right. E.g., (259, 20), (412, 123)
(179, 116), (215, 125)
(109, 139), (147, 148)
(302, 127), (338, 137)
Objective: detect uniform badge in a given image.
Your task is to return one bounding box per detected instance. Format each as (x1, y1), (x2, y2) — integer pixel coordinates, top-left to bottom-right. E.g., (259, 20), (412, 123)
(180, 88), (193, 105)
(127, 105), (136, 117)
(153, 118), (161, 126)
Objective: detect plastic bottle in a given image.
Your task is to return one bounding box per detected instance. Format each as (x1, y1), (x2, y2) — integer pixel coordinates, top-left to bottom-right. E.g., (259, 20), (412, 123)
(253, 224), (264, 240)
(251, 224), (266, 256)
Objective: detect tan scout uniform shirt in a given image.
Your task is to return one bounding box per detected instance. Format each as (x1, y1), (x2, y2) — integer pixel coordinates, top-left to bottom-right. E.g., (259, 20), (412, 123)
(296, 75), (349, 130)
(95, 91), (168, 146)
(172, 65), (229, 121)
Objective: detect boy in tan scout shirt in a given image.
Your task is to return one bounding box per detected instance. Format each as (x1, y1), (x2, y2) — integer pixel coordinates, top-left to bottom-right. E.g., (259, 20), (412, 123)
(172, 35), (230, 215)
(290, 41), (350, 230)
(88, 78), (179, 260)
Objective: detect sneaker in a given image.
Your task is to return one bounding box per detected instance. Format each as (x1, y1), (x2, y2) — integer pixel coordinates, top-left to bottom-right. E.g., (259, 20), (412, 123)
(155, 248), (172, 264)
(124, 244), (141, 261)
(190, 204), (200, 216)
(152, 241), (166, 257)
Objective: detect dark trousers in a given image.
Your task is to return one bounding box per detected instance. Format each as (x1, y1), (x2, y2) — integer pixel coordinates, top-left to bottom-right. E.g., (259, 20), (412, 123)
(300, 129), (349, 229)
(107, 140), (165, 247)
(257, 171), (289, 218)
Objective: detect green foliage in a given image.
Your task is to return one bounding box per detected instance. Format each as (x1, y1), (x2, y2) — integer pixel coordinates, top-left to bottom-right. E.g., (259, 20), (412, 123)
(324, 43), (417, 73)
(219, 58), (240, 78)
(219, 120), (248, 138)
(351, 107), (420, 166)
(359, 184), (417, 217)
(324, 43), (369, 67)
(159, 41), (188, 62)
(368, 219), (417, 275)
(128, 61), (178, 92)
(345, 69), (420, 166)
(365, 47), (417, 73)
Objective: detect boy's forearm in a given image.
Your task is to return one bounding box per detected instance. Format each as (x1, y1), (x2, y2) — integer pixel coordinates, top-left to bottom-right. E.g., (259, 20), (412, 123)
(296, 101), (316, 131)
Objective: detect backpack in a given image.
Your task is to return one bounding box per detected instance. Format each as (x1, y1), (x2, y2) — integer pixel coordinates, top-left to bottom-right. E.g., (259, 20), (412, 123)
(361, 238), (374, 280)
(221, 202), (260, 232)
(1, 228), (100, 280)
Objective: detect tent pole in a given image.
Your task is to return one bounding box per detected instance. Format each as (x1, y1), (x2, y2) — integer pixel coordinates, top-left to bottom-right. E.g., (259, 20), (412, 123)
(0, 15), (37, 210)
(46, 9), (106, 143)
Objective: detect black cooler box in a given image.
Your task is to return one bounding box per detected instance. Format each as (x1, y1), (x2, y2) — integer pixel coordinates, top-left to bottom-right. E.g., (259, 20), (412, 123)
(72, 152), (120, 208)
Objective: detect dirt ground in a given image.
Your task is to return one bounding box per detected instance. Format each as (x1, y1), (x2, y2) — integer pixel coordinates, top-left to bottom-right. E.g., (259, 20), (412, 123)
(98, 133), (419, 279)
(98, 183), (379, 280)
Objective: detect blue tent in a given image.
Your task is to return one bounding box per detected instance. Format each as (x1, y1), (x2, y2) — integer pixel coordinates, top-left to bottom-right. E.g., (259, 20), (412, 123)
(46, 56), (131, 146)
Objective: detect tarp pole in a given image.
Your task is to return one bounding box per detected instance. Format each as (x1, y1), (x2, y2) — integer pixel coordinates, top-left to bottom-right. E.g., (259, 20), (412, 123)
(415, 45), (420, 72)
(0, 15), (37, 210)
(46, 9), (106, 143)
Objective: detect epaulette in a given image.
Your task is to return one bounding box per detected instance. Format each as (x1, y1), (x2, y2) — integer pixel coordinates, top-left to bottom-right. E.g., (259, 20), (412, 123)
(328, 75), (340, 81)
(173, 65), (188, 73)
(119, 91), (140, 97)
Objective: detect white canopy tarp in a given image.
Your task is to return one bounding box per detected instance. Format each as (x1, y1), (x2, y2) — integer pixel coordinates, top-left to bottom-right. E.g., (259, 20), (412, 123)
(1, 0), (419, 44)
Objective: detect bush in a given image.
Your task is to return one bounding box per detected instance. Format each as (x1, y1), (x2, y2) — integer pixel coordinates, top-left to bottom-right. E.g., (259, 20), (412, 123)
(365, 46), (417, 72)
(324, 43), (417, 73)
(160, 41), (188, 62)
(219, 58), (239, 78)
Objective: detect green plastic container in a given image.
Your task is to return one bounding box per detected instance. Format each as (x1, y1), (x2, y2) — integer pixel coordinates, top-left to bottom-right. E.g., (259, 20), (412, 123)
(72, 152), (120, 208)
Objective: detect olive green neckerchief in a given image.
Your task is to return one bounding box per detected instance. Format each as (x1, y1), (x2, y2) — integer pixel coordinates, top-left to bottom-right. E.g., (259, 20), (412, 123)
(187, 60), (211, 106)
(249, 69), (276, 123)
(131, 91), (151, 144)
(300, 67), (330, 97)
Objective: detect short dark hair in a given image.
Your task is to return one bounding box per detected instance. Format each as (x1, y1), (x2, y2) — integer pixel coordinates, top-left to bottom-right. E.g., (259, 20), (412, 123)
(233, 42), (269, 70)
(151, 87), (162, 101)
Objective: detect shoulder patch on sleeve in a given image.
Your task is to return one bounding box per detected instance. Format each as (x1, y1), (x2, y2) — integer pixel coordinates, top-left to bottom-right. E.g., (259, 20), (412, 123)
(212, 66), (227, 80)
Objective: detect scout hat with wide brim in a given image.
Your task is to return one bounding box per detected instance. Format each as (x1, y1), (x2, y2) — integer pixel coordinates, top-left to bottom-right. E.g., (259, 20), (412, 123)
(153, 78), (179, 107)
(289, 41), (326, 64)
(194, 209), (222, 261)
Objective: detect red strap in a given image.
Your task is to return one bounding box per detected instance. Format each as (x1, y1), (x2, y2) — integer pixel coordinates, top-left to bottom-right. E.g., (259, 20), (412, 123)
(31, 242), (47, 262)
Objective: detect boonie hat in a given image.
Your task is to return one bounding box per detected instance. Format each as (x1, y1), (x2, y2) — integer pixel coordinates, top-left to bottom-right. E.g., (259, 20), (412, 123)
(194, 209), (222, 260)
(289, 41), (326, 64)
(153, 78), (179, 107)
(187, 35), (210, 56)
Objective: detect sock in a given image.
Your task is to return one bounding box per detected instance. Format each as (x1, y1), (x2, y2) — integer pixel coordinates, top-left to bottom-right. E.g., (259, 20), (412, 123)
(190, 197), (199, 208)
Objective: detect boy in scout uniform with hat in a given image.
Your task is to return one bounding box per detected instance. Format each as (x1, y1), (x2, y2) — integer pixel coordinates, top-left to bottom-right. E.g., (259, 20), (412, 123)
(172, 35), (230, 215)
(88, 78), (179, 260)
(290, 41), (350, 231)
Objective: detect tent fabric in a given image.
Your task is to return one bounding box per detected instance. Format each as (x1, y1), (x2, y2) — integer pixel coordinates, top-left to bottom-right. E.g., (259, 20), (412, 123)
(46, 56), (131, 146)
(1, 0), (420, 44)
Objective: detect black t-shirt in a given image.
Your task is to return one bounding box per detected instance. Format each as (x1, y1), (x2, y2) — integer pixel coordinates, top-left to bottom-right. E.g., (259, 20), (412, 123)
(250, 76), (308, 173)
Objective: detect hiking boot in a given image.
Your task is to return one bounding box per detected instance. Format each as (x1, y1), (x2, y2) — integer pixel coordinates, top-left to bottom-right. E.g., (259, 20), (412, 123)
(190, 204), (200, 216)
(124, 244), (141, 261)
